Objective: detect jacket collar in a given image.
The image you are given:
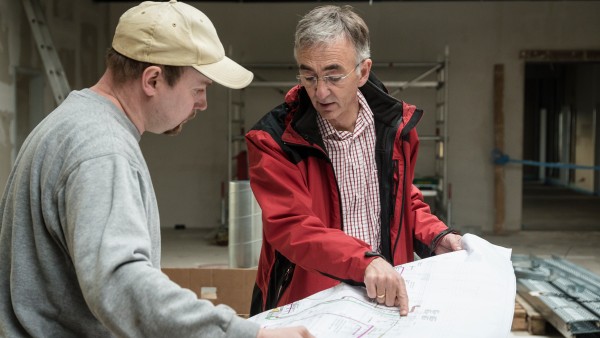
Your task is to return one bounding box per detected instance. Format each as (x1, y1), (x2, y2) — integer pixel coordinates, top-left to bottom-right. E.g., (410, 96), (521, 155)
(281, 72), (412, 147)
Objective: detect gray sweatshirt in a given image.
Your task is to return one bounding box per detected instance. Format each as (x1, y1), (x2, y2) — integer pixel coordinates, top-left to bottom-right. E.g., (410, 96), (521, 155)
(0, 89), (260, 337)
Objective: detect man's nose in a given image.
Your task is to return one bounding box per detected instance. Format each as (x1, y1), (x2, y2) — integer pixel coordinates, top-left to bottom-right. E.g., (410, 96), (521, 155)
(314, 80), (330, 99)
(196, 94), (208, 111)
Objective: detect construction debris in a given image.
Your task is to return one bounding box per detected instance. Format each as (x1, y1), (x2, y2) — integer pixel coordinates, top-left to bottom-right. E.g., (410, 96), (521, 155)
(513, 255), (600, 338)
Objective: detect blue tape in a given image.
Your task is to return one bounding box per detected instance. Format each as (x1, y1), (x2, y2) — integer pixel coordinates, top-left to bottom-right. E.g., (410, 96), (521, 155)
(492, 149), (600, 171)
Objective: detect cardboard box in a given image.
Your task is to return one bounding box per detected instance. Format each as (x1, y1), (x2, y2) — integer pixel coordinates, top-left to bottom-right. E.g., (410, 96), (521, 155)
(162, 267), (257, 316)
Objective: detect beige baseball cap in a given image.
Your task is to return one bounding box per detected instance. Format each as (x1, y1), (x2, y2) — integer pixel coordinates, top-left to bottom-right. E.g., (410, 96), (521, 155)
(112, 0), (253, 89)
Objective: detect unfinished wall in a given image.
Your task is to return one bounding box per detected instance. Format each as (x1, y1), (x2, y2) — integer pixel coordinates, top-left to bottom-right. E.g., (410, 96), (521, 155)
(110, 1), (600, 232)
(0, 0), (109, 196)
(4, 1), (598, 232)
(0, 0), (19, 192)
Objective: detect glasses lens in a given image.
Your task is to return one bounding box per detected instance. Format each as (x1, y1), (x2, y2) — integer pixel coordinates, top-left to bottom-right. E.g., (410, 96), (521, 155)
(297, 75), (313, 87)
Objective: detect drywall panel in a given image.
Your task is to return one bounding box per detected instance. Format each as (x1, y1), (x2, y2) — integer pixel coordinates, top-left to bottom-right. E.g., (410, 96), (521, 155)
(94, 2), (600, 231)
(0, 0), (110, 208)
(0, 0), (20, 187)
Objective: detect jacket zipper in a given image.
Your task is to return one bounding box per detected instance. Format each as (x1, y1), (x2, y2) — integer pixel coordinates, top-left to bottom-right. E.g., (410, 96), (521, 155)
(391, 147), (407, 261)
(380, 114), (404, 263)
(276, 265), (293, 302)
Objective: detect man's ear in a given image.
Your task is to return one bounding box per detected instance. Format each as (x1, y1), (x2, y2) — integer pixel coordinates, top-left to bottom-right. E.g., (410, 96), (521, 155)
(358, 58), (372, 87)
(141, 65), (163, 96)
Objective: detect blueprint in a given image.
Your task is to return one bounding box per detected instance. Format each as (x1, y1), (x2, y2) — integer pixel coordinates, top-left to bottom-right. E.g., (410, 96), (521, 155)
(249, 234), (516, 338)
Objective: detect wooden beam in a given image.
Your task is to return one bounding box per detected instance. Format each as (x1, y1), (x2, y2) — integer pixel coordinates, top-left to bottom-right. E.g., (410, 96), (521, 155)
(516, 294), (546, 335)
(493, 64), (505, 235)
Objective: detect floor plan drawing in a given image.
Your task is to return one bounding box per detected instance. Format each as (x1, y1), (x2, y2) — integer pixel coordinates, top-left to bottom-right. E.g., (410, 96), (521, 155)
(250, 234), (516, 338)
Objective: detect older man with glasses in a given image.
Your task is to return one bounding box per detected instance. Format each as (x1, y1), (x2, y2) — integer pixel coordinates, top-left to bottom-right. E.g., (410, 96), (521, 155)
(245, 5), (463, 318)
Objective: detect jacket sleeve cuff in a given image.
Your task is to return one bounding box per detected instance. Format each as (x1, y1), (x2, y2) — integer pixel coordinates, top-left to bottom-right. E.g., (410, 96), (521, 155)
(430, 228), (460, 252)
(364, 251), (386, 260)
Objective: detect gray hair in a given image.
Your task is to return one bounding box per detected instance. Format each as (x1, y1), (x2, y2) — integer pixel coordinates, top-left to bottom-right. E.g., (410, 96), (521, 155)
(294, 5), (371, 65)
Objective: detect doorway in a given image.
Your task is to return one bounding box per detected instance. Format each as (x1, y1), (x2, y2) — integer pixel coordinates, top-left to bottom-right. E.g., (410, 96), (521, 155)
(522, 61), (600, 230)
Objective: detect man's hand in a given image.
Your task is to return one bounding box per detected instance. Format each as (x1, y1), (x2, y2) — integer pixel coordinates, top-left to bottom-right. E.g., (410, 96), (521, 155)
(434, 233), (463, 255)
(257, 326), (314, 338)
(364, 257), (409, 316)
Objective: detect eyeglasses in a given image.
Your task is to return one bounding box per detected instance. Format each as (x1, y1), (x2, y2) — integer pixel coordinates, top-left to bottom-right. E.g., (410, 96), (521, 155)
(296, 61), (362, 88)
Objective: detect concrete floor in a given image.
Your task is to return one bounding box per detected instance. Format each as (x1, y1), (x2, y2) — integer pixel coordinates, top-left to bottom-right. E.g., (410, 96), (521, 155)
(161, 229), (600, 273)
(161, 183), (600, 337)
(161, 228), (600, 338)
(162, 227), (229, 268)
(522, 182), (600, 231)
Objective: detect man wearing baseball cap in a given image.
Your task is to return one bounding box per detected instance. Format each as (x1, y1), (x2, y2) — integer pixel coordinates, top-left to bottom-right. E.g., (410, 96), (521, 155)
(0, 1), (312, 337)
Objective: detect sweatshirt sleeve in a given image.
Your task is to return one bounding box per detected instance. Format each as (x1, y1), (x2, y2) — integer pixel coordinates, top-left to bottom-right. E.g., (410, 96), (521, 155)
(246, 131), (378, 284)
(60, 155), (260, 338)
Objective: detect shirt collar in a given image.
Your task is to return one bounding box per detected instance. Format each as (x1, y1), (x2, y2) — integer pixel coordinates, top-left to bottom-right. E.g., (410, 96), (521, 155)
(317, 90), (374, 141)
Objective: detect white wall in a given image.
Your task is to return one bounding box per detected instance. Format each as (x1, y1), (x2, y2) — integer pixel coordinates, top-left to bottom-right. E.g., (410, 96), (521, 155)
(2, 1), (599, 233)
(0, 0), (109, 191)
(0, 0), (21, 186)
(116, 1), (600, 232)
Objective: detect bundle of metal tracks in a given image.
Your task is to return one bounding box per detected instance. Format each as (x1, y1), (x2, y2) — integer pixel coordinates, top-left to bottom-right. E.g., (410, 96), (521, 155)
(514, 255), (600, 338)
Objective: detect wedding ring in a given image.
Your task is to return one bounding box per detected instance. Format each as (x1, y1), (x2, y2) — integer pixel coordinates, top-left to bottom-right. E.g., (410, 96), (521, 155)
(376, 294), (385, 298)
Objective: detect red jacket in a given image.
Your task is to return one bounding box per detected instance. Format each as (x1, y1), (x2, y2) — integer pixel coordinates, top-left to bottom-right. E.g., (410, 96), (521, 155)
(245, 73), (454, 315)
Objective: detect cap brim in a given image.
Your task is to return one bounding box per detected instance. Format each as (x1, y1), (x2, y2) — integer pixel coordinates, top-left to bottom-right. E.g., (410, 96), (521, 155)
(193, 56), (253, 89)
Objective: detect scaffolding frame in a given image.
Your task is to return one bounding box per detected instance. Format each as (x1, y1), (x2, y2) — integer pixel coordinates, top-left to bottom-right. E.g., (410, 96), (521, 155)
(227, 47), (451, 224)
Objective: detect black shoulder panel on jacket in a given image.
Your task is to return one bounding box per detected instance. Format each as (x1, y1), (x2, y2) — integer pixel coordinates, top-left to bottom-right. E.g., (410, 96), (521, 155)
(250, 103), (288, 135)
(249, 104), (305, 165)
